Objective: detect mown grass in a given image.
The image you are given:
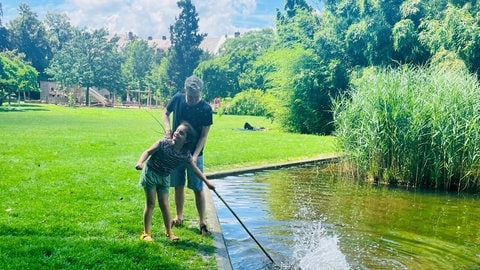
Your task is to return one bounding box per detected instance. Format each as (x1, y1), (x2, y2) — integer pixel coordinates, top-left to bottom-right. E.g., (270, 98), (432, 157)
(0, 103), (336, 269)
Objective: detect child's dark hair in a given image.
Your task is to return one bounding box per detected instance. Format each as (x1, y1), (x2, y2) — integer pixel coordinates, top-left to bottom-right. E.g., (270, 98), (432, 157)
(180, 121), (198, 151)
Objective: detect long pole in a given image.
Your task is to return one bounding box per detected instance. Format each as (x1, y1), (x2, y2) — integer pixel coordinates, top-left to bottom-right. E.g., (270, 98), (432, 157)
(212, 189), (275, 265)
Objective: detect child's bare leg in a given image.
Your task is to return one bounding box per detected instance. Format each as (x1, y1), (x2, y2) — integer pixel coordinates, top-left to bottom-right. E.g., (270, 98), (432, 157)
(142, 188), (156, 240)
(158, 192), (178, 241)
(173, 186), (185, 223)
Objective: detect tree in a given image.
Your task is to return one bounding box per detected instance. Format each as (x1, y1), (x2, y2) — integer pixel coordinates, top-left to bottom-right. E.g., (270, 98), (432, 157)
(392, 19), (429, 64)
(47, 28), (123, 106)
(0, 3), (10, 51)
(146, 57), (172, 106)
(0, 52), (39, 105)
(44, 12), (75, 53)
(419, 3), (480, 77)
(167, 0), (206, 92)
(195, 29), (275, 100)
(7, 3), (52, 78)
(275, 0), (319, 49)
(121, 39), (155, 92)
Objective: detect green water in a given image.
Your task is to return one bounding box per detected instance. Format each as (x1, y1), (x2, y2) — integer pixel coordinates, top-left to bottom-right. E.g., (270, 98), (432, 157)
(213, 164), (480, 269)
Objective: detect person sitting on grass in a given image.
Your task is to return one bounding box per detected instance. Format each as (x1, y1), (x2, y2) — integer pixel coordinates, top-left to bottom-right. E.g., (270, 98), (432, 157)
(135, 121), (215, 242)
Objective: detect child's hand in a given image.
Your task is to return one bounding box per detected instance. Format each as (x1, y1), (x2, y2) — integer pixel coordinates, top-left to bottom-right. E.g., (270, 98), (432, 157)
(135, 164), (143, 170)
(206, 181), (215, 190)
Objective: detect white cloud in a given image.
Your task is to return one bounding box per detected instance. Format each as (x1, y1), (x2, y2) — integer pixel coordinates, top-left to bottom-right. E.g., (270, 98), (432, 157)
(3, 0), (283, 38)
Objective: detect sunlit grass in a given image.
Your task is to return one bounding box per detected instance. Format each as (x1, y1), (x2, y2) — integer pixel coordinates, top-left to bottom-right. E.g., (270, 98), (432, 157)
(0, 103), (335, 269)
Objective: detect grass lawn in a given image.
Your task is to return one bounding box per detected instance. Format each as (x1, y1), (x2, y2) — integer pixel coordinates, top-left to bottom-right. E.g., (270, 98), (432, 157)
(0, 103), (337, 269)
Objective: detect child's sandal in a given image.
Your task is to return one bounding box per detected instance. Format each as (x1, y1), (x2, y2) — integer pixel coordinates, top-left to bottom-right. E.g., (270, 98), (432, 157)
(140, 233), (153, 242)
(166, 233), (179, 241)
(171, 218), (184, 227)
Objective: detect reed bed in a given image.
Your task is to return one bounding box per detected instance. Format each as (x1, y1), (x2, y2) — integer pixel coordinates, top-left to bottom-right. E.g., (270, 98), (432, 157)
(333, 66), (480, 191)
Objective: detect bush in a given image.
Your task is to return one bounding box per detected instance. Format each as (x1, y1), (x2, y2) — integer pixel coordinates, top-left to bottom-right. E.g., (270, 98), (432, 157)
(333, 65), (480, 191)
(218, 89), (270, 117)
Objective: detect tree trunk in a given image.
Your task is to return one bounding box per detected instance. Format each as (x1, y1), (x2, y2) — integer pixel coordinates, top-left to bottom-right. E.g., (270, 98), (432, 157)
(86, 86), (90, 106)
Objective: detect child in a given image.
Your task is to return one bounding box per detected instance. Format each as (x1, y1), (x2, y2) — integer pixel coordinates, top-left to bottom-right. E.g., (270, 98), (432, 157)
(135, 121), (215, 242)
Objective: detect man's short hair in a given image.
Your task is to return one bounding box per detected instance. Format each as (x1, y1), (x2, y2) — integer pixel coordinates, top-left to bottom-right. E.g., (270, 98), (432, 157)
(184, 75), (203, 94)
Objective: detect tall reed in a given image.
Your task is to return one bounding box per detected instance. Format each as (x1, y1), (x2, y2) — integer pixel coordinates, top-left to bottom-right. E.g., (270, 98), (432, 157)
(333, 66), (480, 191)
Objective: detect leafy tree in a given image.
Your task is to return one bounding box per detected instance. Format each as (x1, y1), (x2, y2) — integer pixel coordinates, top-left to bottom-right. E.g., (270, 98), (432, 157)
(0, 52), (39, 105)
(399, 0), (426, 26)
(380, 0), (403, 25)
(275, 0), (319, 49)
(0, 24), (9, 50)
(167, 0), (206, 92)
(195, 29), (275, 101)
(0, 3), (10, 51)
(341, 1), (394, 67)
(44, 12), (75, 53)
(47, 28), (123, 106)
(194, 56), (238, 101)
(392, 19), (429, 64)
(146, 57), (172, 106)
(251, 45), (346, 134)
(121, 39), (155, 92)
(7, 3), (52, 77)
(419, 3), (480, 77)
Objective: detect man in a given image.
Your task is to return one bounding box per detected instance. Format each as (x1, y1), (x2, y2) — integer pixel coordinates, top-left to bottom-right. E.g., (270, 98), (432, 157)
(162, 75), (213, 235)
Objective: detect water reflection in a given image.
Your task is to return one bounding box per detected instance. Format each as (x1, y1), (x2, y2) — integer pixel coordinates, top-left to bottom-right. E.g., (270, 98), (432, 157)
(211, 164), (480, 270)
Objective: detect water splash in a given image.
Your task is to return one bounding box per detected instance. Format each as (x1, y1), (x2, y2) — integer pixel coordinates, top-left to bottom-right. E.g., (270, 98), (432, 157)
(283, 205), (350, 270)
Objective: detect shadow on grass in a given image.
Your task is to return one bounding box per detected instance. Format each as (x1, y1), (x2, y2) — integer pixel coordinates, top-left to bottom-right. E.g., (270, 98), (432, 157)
(0, 222), (215, 269)
(0, 104), (50, 112)
(0, 235), (189, 269)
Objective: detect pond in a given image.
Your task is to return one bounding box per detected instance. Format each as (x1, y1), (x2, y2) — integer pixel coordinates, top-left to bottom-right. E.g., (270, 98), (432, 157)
(210, 164), (480, 270)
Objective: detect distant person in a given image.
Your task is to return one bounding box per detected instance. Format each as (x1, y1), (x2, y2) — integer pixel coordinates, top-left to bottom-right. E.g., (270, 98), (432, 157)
(213, 97), (221, 109)
(135, 121), (215, 242)
(244, 122), (254, 130)
(243, 122), (267, 131)
(162, 75), (214, 235)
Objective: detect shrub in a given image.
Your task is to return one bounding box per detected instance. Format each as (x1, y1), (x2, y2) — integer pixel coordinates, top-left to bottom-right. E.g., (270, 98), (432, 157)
(218, 89), (270, 117)
(333, 65), (480, 191)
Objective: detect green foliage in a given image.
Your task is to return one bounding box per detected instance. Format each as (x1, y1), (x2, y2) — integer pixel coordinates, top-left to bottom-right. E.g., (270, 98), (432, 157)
(250, 45), (347, 134)
(7, 3), (52, 76)
(46, 28), (123, 105)
(275, 2), (319, 49)
(194, 56), (239, 101)
(168, 0), (206, 91)
(429, 48), (468, 71)
(0, 26), (10, 51)
(392, 19), (429, 64)
(146, 57), (174, 106)
(333, 65), (480, 191)
(195, 29), (275, 101)
(218, 89), (270, 117)
(418, 3), (480, 76)
(0, 52), (39, 105)
(43, 12), (75, 54)
(121, 39), (155, 91)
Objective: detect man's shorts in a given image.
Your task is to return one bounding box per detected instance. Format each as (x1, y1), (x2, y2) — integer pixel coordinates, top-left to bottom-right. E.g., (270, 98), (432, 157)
(139, 165), (170, 194)
(170, 155), (204, 191)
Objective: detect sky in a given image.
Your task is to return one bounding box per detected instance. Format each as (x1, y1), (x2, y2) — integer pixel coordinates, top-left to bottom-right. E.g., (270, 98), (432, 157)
(1, 0), (322, 38)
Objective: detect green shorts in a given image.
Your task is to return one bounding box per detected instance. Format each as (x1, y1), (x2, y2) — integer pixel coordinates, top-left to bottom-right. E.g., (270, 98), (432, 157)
(139, 166), (170, 194)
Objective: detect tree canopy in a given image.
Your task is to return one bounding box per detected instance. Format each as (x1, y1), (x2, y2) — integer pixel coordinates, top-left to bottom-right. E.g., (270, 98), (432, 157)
(167, 0), (206, 92)
(46, 28), (122, 106)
